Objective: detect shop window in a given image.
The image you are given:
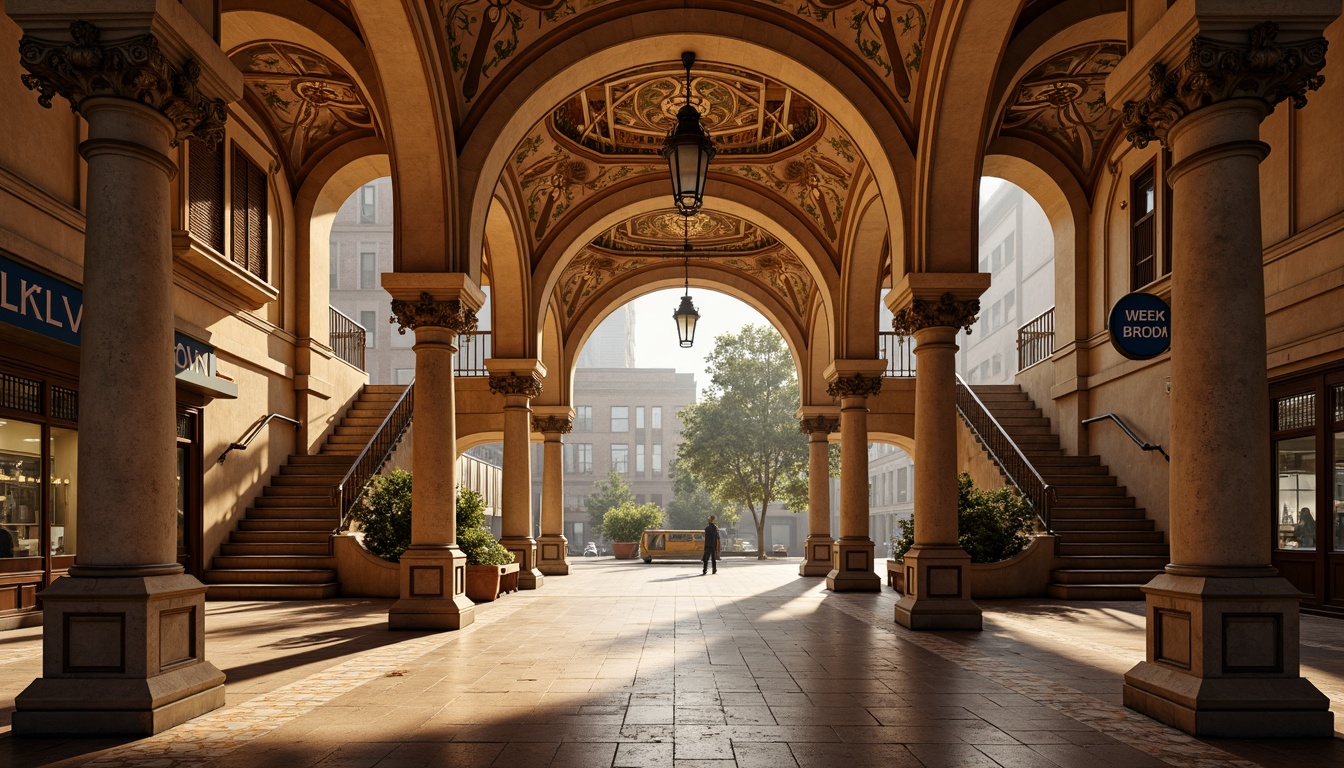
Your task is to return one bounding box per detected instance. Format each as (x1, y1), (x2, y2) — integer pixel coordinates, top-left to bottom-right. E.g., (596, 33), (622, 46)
(1, 372), (41, 415)
(1131, 163), (1158, 289)
(611, 406), (628, 432)
(188, 139), (225, 253)
(1276, 392), (1316, 431)
(49, 426), (77, 560)
(1276, 436), (1317, 551)
(0, 420), (43, 560)
(230, 145), (268, 281)
(611, 444), (629, 474)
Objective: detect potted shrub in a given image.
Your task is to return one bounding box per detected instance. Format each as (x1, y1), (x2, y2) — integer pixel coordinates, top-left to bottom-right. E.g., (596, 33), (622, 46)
(602, 501), (664, 559)
(456, 487), (518, 602)
(350, 469), (413, 561)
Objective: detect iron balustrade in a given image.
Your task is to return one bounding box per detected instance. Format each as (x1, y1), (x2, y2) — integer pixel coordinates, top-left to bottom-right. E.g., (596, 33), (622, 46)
(456, 331), (491, 377)
(329, 306), (367, 371)
(1082, 413), (1170, 462)
(879, 332), (917, 377)
(333, 380), (415, 531)
(954, 373), (1055, 532)
(1016, 307), (1054, 372)
(217, 413), (301, 463)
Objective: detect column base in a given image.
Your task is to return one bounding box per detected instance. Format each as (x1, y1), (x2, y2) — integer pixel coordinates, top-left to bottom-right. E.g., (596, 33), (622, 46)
(1121, 573), (1332, 738)
(389, 545), (475, 631)
(537, 534), (570, 575)
(826, 537), (880, 592)
(799, 535), (834, 576)
(501, 536), (544, 589)
(12, 573), (226, 736)
(893, 545), (982, 631)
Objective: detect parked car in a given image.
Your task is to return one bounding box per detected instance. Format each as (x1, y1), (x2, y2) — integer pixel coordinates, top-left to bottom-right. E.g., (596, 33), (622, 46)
(583, 542), (599, 557)
(772, 544), (787, 555)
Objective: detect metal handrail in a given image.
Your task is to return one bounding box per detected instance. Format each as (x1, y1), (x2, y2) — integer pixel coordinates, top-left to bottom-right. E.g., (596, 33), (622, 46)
(1082, 413), (1170, 462)
(954, 373), (1055, 532)
(1016, 306), (1054, 371)
(333, 381), (415, 532)
(878, 331), (916, 377)
(217, 413), (302, 463)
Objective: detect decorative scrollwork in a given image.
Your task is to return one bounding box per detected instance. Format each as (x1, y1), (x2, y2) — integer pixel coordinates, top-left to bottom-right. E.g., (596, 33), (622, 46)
(891, 292), (980, 335)
(533, 415), (574, 434)
(389, 292), (478, 336)
(1122, 22), (1328, 149)
(489, 373), (543, 399)
(18, 20), (228, 147)
(798, 415), (840, 435)
(827, 374), (883, 400)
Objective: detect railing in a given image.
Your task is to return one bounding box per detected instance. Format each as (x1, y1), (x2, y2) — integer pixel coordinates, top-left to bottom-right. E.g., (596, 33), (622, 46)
(879, 332), (916, 377)
(1082, 413), (1170, 462)
(1016, 307), (1054, 371)
(329, 306), (367, 371)
(333, 381), (415, 531)
(456, 331), (491, 377)
(954, 373), (1055, 531)
(217, 413), (302, 463)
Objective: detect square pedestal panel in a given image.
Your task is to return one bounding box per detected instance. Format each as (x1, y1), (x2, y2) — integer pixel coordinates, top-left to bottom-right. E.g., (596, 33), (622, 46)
(826, 538), (880, 592)
(501, 537), (544, 589)
(800, 535), (833, 576)
(893, 545), (982, 631)
(390, 547), (474, 631)
(537, 535), (570, 576)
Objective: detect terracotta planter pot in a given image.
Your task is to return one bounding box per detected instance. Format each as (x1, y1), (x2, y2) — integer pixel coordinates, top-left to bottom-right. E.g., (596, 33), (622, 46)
(611, 541), (640, 560)
(465, 562), (520, 602)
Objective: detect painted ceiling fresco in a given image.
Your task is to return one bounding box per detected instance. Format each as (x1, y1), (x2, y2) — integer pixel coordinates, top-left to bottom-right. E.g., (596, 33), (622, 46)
(557, 209), (814, 326)
(229, 41), (375, 181)
(999, 41), (1126, 186)
(437, 0), (936, 118)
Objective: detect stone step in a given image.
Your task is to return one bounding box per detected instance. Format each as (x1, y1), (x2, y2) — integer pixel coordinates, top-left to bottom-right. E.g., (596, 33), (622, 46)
(995, 416), (1052, 427)
(247, 503), (338, 518)
(1055, 555), (1169, 570)
(1056, 530), (1165, 544)
(320, 448), (362, 456)
(203, 568), (338, 585)
(271, 475), (338, 487)
(205, 583), (340, 600)
(1051, 518), (1155, 532)
(338, 417), (389, 429)
(263, 485), (335, 498)
(231, 530), (331, 544)
(240, 518), (339, 532)
(356, 392), (403, 401)
(974, 391), (1031, 402)
(1057, 542), (1170, 556)
(1052, 569), (1163, 585)
(278, 463), (349, 476)
(1051, 495), (1136, 508)
(1052, 506), (1147, 520)
(334, 425), (381, 437)
(1041, 472), (1114, 484)
(325, 434), (372, 445)
(1055, 485), (1128, 497)
(971, 385), (1024, 394)
(979, 400), (1038, 411)
(364, 385), (406, 393)
(1047, 583), (1145, 600)
(344, 408), (395, 420)
(287, 454), (354, 466)
(211, 555), (337, 570)
(221, 542), (332, 556)
(1002, 425), (1055, 437)
(1029, 455), (1102, 467)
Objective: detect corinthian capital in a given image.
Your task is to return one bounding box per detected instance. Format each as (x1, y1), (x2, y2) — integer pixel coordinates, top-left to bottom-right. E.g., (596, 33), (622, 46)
(827, 374), (883, 400)
(18, 20), (228, 146)
(533, 414), (573, 434)
(798, 416), (840, 435)
(489, 373), (543, 399)
(1122, 22), (1328, 149)
(891, 292), (979, 335)
(390, 293), (478, 335)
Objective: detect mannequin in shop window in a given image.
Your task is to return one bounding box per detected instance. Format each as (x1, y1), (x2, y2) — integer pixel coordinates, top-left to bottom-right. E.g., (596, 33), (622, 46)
(1296, 507), (1317, 549)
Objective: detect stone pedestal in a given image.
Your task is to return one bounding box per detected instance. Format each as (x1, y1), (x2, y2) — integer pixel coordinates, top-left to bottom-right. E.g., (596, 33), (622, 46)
(489, 361), (547, 590)
(889, 278), (989, 630)
(535, 409), (573, 576)
(1106, 4), (1338, 736)
(824, 363), (884, 592)
(5, 4), (240, 735)
(384, 274), (486, 631)
(798, 413), (838, 577)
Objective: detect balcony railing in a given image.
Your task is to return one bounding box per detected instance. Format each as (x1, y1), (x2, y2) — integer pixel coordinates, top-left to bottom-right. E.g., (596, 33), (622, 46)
(1016, 307), (1054, 372)
(329, 306), (366, 371)
(456, 330), (491, 377)
(879, 332), (916, 377)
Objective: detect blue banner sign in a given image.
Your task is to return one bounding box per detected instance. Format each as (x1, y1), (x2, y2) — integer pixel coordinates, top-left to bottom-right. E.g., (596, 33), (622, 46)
(1108, 292), (1171, 360)
(1, 252), (237, 398)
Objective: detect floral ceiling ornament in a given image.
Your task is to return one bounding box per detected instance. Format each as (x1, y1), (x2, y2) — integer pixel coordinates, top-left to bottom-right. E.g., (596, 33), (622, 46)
(767, 147), (851, 242)
(801, 0), (931, 98)
(891, 292), (979, 335)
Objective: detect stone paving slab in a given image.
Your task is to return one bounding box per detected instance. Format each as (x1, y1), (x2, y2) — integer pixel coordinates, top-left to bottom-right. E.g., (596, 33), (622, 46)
(0, 558), (1342, 766)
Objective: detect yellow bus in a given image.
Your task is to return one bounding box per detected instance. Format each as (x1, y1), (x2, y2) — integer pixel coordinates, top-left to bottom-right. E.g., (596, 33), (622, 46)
(640, 529), (708, 563)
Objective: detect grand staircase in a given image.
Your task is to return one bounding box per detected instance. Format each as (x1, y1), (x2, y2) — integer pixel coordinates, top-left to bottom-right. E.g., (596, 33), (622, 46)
(965, 384), (1169, 600)
(203, 384), (407, 599)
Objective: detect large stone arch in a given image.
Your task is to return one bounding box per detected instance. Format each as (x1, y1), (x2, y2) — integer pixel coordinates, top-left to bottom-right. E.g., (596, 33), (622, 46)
(482, 197), (535, 358)
(838, 176), (891, 360)
(454, 16), (914, 288)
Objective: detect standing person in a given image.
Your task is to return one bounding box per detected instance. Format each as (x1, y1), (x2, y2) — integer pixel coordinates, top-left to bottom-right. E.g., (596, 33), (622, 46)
(702, 515), (721, 575)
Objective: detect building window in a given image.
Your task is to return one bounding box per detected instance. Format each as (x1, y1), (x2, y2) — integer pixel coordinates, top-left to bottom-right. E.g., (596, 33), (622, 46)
(565, 443), (592, 474)
(611, 406), (628, 432)
(1131, 163), (1158, 289)
(329, 241), (339, 290)
(636, 494), (646, 504)
(359, 185), (376, 223)
(1001, 234), (1015, 269)
(360, 311), (376, 348)
(574, 406), (593, 432)
(635, 406), (645, 429)
(611, 444), (629, 474)
(989, 301), (1001, 332)
(897, 467), (909, 503)
(651, 406), (662, 429)
(636, 444), (645, 475)
(188, 140), (224, 253)
(230, 144), (268, 281)
(992, 354), (1003, 377)
(651, 494), (663, 507)
(652, 444), (662, 477)
(1004, 289), (1015, 322)
(360, 251), (377, 289)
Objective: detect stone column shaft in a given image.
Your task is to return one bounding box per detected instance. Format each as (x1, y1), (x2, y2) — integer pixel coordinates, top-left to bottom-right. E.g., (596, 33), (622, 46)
(798, 415), (838, 576)
(489, 365), (546, 589)
(824, 368), (883, 592)
(535, 412), (573, 576)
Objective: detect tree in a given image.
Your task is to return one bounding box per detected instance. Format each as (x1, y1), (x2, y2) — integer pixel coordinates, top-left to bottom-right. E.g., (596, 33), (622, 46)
(586, 469), (633, 541)
(666, 459), (736, 531)
(676, 325), (809, 559)
(601, 501), (665, 543)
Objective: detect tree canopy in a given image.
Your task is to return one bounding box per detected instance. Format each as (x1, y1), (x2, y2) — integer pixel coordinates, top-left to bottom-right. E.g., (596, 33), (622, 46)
(586, 469), (634, 540)
(676, 325), (808, 559)
(666, 459), (736, 531)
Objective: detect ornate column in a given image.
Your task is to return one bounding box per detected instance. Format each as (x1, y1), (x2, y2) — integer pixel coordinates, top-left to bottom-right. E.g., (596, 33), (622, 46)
(6, 6), (239, 735)
(487, 360), (547, 589)
(890, 284), (987, 631)
(384, 276), (486, 630)
(798, 412), (839, 577)
(824, 361), (886, 592)
(1107, 7), (1336, 737)
(534, 408), (574, 576)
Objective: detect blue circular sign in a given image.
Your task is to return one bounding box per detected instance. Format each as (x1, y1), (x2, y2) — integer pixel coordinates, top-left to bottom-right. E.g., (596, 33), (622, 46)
(1109, 292), (1171, 360)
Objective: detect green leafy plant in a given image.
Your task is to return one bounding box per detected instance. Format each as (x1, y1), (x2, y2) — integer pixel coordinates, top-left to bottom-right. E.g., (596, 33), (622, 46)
(456, 486), (514, 566)
(891, 473), (1036, 564)
(586, 470), (634, 539)
(351, 469), (413, 562)
(601, 501), (665, 543)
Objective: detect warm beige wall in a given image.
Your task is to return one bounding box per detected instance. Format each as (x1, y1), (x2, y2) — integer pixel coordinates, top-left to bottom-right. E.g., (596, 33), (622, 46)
(956, 418), (1008, 493)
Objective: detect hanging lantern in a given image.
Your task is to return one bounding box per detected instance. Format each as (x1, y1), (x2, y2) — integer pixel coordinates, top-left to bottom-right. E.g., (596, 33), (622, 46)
(660, 52), (717, 216)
